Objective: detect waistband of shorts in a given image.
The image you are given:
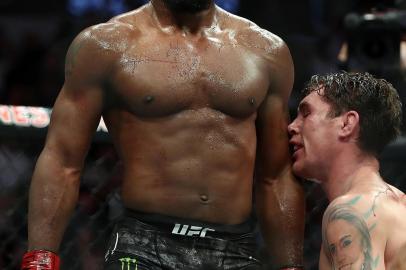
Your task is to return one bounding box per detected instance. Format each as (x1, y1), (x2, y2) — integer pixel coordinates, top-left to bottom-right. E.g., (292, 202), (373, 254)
(123, 208), (256, 236)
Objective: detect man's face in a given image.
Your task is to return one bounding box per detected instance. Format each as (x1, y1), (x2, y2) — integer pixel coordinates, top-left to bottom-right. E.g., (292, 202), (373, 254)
(326, 219), (364, 270)
(288, 88), (341, 180)
(162, 0), (213, 13)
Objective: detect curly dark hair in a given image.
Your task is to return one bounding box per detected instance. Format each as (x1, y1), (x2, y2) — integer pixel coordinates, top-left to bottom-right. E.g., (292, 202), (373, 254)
(302, 72), (402, 156)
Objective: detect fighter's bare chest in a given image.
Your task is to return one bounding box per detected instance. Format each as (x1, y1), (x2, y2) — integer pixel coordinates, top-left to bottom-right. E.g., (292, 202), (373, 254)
(109, 42), (270, 118)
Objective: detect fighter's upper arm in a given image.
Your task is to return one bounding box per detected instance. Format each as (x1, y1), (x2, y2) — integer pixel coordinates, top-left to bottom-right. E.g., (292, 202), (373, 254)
(251, 29), (304, 268)
(256, 37), (294, 179)
(320, 196), (386, 270)
(44, 26), (116, 168)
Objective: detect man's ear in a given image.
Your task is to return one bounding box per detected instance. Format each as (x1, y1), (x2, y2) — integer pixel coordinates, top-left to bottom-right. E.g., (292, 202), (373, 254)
(339, 110), (359, 140)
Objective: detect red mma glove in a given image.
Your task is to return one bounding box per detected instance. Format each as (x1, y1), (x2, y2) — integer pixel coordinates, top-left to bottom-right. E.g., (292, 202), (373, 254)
(21, 250), (60, 270)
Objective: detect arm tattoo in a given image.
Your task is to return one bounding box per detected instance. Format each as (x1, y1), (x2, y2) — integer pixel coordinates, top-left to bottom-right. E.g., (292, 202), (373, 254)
(322, 189), (394, 269)
(347, 195), (362, 206)
(322, 203), (374, 270)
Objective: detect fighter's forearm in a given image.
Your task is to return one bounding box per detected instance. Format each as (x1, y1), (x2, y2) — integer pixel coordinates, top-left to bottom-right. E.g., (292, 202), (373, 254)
(28, 149), (82, 252)
(255, 171), (305, 269)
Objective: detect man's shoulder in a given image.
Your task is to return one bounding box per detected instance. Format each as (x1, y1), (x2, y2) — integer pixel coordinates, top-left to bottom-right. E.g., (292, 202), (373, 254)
(327, 192), (386, 214)
(218, 8), (287, 55)
(322, 193), (384, 233)
(108, 5), (148, 30)
(69, 20), (141, 60)
(64, 11), (145, 79)
(324, 194), (368, 219)
(377, 186), (406, 221)
(326, 188), (406, 226)
(329, 193), (371, 205)
(239, 22), (284, 48)
(74, 7), (147, 49)
(87, 18), (140, 43)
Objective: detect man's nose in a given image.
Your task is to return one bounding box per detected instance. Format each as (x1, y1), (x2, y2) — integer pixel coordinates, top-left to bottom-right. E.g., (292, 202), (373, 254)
(288, 119), (298, 136)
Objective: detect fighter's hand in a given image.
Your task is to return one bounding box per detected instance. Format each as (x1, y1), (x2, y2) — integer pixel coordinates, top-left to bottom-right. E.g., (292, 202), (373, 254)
(21, 250), (60, 270)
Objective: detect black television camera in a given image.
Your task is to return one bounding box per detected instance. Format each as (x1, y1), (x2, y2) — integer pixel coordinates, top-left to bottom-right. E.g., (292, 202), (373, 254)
(344, 6), (406, 74)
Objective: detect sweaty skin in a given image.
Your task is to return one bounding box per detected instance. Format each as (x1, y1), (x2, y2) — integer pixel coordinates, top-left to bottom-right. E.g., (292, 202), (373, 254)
(28, 1), (304, 267)
(319, 186), (406, 270)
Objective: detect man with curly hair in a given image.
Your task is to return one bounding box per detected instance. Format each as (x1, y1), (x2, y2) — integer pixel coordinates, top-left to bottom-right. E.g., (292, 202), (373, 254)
(288, 72), (406, 269)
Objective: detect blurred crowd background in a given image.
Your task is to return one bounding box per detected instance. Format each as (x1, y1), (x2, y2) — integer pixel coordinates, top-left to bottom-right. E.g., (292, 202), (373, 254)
(0, 0), (406, 269)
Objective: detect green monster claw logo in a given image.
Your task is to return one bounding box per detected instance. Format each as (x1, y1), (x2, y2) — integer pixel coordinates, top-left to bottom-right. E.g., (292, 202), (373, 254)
(119, 257), (138, 270)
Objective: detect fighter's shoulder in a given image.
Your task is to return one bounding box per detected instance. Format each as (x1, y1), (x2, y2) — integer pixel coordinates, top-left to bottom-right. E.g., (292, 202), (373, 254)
(377, 186), (406, 221)
(219, 9), (287, 55)
(71, 9), (145, 52)
(64, 20), (139, 78)
(322, 194), (377, 240)
(240, 23), (286, 51)
(68, 23), (134, 59)
(89, 20), (137, 38)
(324, 194), (367, 218)
(108, 6), (147, 34)
(325, 189), (405, 222)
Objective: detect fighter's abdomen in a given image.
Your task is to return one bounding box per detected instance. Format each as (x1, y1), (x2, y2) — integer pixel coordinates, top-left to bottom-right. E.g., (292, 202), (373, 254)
(103, 108), (257, 224)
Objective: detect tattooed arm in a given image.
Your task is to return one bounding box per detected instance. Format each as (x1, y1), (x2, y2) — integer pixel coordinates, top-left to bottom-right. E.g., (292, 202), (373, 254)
(319, 195), (386, 270)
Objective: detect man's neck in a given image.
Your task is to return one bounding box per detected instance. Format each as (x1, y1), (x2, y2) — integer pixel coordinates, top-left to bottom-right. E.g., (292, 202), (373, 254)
(149, 0), (217, 35)
(321, 150), (381, 201)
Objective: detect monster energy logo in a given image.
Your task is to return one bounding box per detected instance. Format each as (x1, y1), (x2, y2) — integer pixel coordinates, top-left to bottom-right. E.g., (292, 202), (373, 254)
(119, 257), (138, 270)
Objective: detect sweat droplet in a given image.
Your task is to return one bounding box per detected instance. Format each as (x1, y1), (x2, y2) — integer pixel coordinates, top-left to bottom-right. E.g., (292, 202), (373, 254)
(144, 95), (154, 104)
(249, 97), (256, 106)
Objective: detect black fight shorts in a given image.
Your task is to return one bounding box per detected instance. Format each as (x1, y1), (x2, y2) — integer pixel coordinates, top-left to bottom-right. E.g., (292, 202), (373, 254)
(104, 209), (262, 270)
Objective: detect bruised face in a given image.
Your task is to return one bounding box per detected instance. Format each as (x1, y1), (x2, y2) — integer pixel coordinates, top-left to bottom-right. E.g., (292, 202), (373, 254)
(162, 0), (213, 13)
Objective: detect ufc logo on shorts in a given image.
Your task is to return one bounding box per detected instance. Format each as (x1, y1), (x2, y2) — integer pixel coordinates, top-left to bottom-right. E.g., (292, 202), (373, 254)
(171, 223), (215, 237)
